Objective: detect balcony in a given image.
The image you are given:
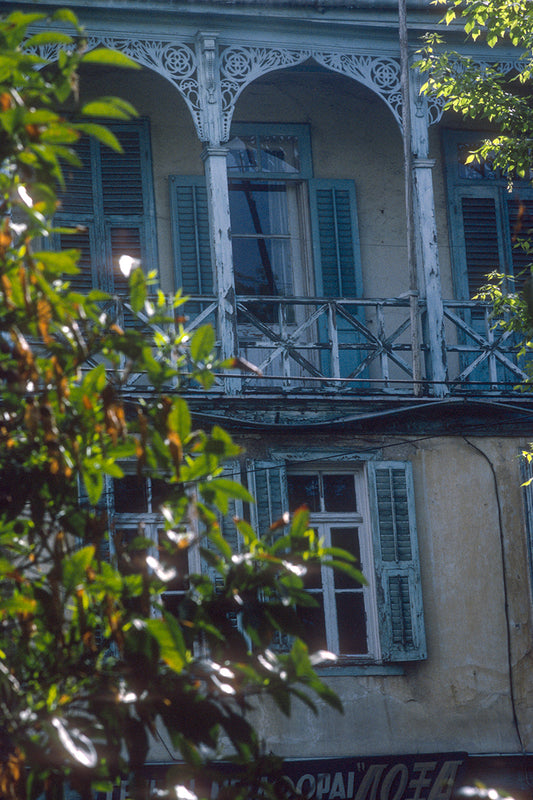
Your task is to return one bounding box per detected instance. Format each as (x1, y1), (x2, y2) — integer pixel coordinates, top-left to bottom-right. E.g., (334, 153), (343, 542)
(115, 294), (531, 399)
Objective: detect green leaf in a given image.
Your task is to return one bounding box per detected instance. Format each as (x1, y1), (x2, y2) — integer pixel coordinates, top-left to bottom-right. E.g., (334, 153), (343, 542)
(167, 397), (191, 441)
(146, 616), (187, 673)
(190, 324), (215, 362)
(129, 266), (146, 313)
(24, 32), (74, 48)
(63, 547), (95, 594)
(207, 478), (254, 505)
(81, 48), (139, 69)
(74, 123), (122, 152)
(80, 100), (133, 120)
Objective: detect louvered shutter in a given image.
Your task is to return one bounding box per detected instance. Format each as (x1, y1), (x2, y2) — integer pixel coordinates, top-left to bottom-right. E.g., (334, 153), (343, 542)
(507, 197), (533, 291)
(367, 461), (426, 662)
(461, 196), (501, 298)
(247, 460), (289, 538)
(169, 176), (212, 295)
(309, 179), (365, 379)
(309, 179), (362, 298)
(54, 120), (157, 309)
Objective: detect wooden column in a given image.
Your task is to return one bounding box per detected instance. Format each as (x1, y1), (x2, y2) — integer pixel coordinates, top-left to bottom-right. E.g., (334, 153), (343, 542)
(196, 33), (238, 389)
(409, 68), (448, 396)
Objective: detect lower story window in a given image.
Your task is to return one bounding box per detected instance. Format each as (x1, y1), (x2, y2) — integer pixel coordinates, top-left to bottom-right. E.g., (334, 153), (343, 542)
(248, 458), (427, 664)
(287, 468), (379, 658)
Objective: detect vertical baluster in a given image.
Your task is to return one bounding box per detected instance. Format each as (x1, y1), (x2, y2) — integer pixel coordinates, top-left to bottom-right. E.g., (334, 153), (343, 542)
(328, 301), (340, 382)
(378, 303), (389, 388)
(280, 300), (292, 389)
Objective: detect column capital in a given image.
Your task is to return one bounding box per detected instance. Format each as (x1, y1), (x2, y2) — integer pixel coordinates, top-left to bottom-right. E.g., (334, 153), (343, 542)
(201, 145), (229, 161)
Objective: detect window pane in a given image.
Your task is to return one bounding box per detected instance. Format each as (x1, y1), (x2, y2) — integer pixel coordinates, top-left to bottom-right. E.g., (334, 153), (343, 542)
(287, 474), (320, 512)
(114, 475), (147, 513)
(260, 136), (300, 173)
(229, 181), (289, 236)
(227, 136), (258, 174)
(232, 237), (292, 296)
(336, 593), (367, 654)
(323, 474), (357, 512)
(302, 558), (322, 591)
(298, 597), (327, 652)
(151, 478), (172, 512)
(331, 527), (363, 589)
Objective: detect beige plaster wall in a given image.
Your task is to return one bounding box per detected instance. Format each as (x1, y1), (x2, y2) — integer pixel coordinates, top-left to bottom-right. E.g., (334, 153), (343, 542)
(239, 434), (533, 758)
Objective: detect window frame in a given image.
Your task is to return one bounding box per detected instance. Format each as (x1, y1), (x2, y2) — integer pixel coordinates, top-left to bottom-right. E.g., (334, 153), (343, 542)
(286, 464), (381, 660)
(227, 123), (314, 302)
(247, 456), (426, 665)
(443, 128), (533, 300)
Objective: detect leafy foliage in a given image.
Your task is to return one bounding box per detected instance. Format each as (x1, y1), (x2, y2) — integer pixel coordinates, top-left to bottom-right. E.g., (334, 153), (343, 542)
(0, 10), (359, 800)
(417, 0), (533, 356)
(417, 0), (533, 181)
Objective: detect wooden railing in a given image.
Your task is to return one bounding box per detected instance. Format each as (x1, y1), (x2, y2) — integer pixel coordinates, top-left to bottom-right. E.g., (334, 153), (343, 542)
(115, 295), (531, 397)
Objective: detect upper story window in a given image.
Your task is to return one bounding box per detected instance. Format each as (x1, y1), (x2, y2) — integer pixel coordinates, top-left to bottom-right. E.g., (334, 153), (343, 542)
(226, 125), (313, 302)
(170, 124), (363, 304)
(443, 129), (533, 300)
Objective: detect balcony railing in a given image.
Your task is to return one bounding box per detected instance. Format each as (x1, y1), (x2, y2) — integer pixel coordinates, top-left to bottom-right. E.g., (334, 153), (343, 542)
(116, 295), (532, 397)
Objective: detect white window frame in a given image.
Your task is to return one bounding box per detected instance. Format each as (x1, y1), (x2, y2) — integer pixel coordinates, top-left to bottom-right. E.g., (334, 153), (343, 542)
(109, 474), (202, 615)
(286, 464), (381, 661)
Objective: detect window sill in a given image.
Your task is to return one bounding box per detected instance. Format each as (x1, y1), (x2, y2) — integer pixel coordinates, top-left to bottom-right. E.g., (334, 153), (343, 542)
(315, 663), (404, 677)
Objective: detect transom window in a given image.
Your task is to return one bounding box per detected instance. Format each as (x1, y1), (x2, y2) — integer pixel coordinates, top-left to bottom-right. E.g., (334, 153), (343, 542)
(286, 467), (379, 659)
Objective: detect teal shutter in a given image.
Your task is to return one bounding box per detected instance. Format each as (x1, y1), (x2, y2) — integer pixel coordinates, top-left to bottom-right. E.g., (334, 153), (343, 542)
(169, 176), (212, 295)
(309, 179), (362, 298)
(309, 179), (364, 380)
(218, 461), (243, 557)
(460, 195), (501, 299)
(54, 120), (157, 305)
(367, 461), (426, 662)
(247, 460), (289, 537)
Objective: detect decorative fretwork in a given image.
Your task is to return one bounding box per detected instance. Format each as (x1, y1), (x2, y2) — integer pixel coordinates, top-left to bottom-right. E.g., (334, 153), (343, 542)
(314, 53), (402, 126)
(219, 46), (403, 135)
(32, 34), (407, 139)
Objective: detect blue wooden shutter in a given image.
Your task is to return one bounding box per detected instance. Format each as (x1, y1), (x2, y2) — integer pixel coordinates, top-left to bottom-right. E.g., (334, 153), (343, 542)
(309, 179), (364, 379)
(367, 461), (426, 662)
(308, 179), (362, 298)
(247, 460), (288, 538)
(55, 120), (157, 301)
(169, 176), (212, 295)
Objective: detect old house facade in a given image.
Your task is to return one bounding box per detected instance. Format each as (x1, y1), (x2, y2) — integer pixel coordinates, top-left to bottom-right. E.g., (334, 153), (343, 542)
(4, 0), (533, 797)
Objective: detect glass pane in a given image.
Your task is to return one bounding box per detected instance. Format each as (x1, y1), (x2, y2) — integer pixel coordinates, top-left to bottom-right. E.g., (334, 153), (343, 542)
(232, 237), (292, 296)
(336, 593), (367, 654)
(298, 597), (327, 652)
(287, 474), (320, 512)
(229, 181), (289, 236)
(331, 527), (363, 589)
(302, 560), (322, 591)
(151, 478), (172, 512)
(227, 136), (258, 173)
(323, 474), (357, 512)
(114, 475), (147, 513)
(160, 545), (190, 592)
(260, 135), (300, 173)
